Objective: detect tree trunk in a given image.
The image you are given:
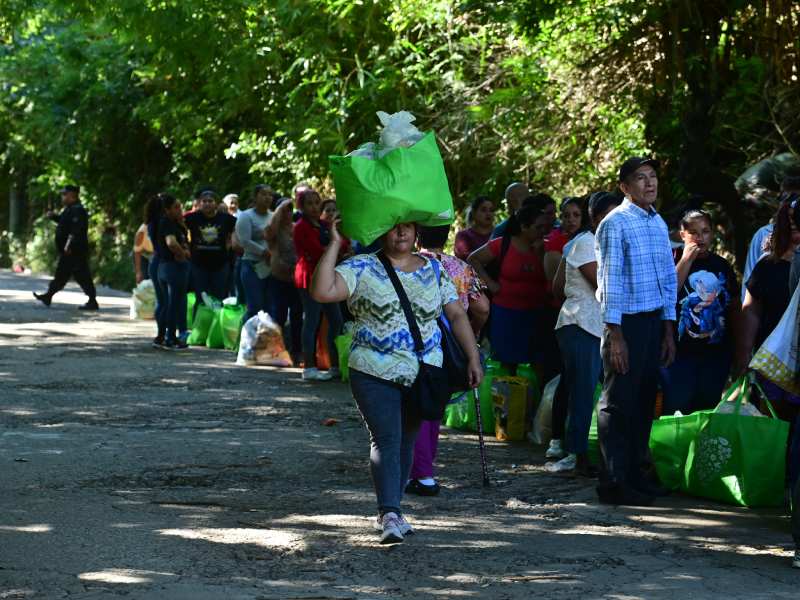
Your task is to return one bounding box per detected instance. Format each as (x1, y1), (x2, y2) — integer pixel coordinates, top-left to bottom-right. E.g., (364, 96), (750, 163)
(8, 181), (24, 234)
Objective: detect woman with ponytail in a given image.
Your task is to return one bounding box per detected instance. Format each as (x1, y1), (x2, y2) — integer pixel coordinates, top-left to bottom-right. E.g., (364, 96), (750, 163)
(155, 193), (191, 350)
(145, 194), (168, 348)
(468, 196), (552, 371)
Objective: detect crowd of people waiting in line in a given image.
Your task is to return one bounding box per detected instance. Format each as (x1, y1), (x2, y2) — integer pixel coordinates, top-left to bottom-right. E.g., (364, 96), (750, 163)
(36, 156), (800, 551)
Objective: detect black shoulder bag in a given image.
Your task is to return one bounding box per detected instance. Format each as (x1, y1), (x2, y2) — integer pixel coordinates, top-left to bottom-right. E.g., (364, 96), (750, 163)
(377, 252), (452, 421)
(429, 257), (471, 394)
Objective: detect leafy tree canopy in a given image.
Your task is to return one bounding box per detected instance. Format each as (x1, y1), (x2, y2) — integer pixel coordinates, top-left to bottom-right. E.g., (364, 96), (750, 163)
(1, 0), (798, 284)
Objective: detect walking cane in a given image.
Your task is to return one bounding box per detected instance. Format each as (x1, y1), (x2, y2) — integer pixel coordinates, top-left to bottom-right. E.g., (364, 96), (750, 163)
(472, 387), (491, 487)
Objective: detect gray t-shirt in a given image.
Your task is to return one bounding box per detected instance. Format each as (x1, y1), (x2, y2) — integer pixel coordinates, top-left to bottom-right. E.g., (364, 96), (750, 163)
(235, 208), (273, 278)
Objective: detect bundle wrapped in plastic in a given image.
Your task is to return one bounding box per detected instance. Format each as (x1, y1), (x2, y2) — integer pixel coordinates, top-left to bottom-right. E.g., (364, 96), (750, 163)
(347, 111), (426, 160)
(130, 279), (155, 320)
(716, 400), (764, 417)
(236, 311), (292, 367)
(330, 110), (454, 246)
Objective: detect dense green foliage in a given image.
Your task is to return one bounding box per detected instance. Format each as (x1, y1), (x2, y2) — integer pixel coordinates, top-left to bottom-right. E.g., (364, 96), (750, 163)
(1, 1), (798, 288)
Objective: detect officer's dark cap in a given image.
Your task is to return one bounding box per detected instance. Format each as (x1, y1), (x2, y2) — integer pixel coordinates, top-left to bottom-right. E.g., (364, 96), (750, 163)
(60, 184), (80, 194)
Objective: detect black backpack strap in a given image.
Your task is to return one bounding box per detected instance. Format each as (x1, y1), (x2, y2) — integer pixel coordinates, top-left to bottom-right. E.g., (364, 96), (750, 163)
(377, 251), (425, 357)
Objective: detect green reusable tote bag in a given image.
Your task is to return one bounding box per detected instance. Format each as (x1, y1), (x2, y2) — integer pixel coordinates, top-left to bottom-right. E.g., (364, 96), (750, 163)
(649, 411), (709, 491)
(205, 310), (225, 349)
(187, 304), (216, 346)
(220, 304), (246, 351)
(329, 132), (454, 246)
(684, 377), (789, 507)
(584, 384), (604, 464)
(334, 333), (353, 382)
(443, 361), (505, 432)
(186, 292), (196, 329)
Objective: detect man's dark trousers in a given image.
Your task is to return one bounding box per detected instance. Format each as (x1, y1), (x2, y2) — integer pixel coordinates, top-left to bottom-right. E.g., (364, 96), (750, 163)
(47, 252), (97, 300)
(597, 310), (662, 490)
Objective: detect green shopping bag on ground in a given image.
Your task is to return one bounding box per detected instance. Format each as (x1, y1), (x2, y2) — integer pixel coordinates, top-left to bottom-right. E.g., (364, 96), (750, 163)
(186, 292), (196, 329)
(205, 309), (225, 349)
(334, 333), (353, 382)
(220, 304), (246, 351)
(581, 384), (605, 463)
(187, 304), (216, 346)
(329, 132), (454, 246)
(517, 363), (542, 414)
(443, 360), (505, 432)
(649, 411), (710, 491)
(684, 376), (789, 507)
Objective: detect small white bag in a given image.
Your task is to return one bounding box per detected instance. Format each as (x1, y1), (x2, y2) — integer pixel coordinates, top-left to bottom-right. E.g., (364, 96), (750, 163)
(129, 279), (155, 320)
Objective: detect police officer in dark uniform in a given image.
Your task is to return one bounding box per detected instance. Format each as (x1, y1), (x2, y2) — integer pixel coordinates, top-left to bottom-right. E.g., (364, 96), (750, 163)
(34, 185), (99, 310)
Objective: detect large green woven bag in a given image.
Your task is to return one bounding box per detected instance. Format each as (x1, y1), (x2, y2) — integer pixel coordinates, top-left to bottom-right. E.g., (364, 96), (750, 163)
(329, 132), (454, 246)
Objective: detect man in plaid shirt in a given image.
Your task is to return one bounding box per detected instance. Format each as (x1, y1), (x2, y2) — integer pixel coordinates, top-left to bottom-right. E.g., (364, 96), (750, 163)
(595, 157), (677, 506)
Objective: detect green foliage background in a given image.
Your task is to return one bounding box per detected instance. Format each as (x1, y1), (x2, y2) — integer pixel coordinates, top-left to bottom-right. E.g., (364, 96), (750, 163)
(0, 0), (798, 289)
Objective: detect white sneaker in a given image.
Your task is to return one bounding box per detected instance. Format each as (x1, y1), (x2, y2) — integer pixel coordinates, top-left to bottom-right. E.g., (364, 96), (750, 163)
(373, 513), (414, 536)
(545, 453), (577, 473)
(545, 439), (566, 459)
(302, 368), (333, 381)
(793, 550), (800, 569)
(377, 512), (404, 544)
(398, 514), (415, 536)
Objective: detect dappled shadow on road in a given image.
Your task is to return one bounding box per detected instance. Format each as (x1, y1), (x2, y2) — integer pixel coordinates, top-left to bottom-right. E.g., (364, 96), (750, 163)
(2, 269), (798, 599)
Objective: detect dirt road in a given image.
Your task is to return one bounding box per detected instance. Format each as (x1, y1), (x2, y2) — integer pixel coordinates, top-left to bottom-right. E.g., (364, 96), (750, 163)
(0, 270), (797, 599)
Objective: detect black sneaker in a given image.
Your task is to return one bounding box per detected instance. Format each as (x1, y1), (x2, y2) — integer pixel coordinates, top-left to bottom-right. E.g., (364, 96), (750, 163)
(78, 300), (100, 311)
(405, 479), (441, 496)
(174, 338), (189, 350)
(597, 483), (654, 507)
(33, 292), (51, 307)
(151, 336), (165, 349)
(633, 480), (671, 497)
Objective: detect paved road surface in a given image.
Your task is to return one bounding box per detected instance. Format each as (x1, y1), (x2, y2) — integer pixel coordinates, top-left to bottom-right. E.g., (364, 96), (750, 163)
(0, 270), (797, 599)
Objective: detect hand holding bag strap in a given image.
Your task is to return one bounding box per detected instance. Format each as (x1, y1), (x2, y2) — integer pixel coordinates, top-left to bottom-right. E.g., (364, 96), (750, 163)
(377, 251), (425, 356)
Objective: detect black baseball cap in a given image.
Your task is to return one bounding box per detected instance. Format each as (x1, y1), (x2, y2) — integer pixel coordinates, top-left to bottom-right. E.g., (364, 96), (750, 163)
(196, 187), (218, 200)
(618, 157), (660, 182)
(59, 184), (80, 194)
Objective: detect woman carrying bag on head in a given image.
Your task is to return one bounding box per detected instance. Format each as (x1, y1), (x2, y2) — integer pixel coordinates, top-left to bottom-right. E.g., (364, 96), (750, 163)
(311, 220), (483, 545)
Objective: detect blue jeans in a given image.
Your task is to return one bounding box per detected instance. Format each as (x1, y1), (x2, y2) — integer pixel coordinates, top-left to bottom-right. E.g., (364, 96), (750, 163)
(556, 325), (601, 455)
(157, 260), (190, 343)
(240, 260), (270, 322)
(148, 255), (167, 338)
(266, 276), (303, 356)
(350, 369), (423, 516)
(232, 257), (246, 303)
(300, 288), (343, 368)
(659, 349), (731, 415)
(191, 263), (229, 320)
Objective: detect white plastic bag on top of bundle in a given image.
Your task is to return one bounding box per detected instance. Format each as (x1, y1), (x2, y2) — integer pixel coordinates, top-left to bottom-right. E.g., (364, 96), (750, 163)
(346, 110), (425, 159)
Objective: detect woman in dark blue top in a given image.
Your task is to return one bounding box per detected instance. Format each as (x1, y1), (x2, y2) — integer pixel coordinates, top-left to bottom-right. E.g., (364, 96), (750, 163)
(145, 194), (167, 347)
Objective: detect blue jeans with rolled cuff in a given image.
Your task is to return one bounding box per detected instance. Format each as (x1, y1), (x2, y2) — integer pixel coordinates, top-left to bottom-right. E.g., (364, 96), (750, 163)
(349, 369), (423, 516)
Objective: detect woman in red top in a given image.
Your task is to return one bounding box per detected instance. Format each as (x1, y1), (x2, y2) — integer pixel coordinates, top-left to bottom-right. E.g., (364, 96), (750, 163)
(294, 189), (348, 381)
(468, 198), (551, 371)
